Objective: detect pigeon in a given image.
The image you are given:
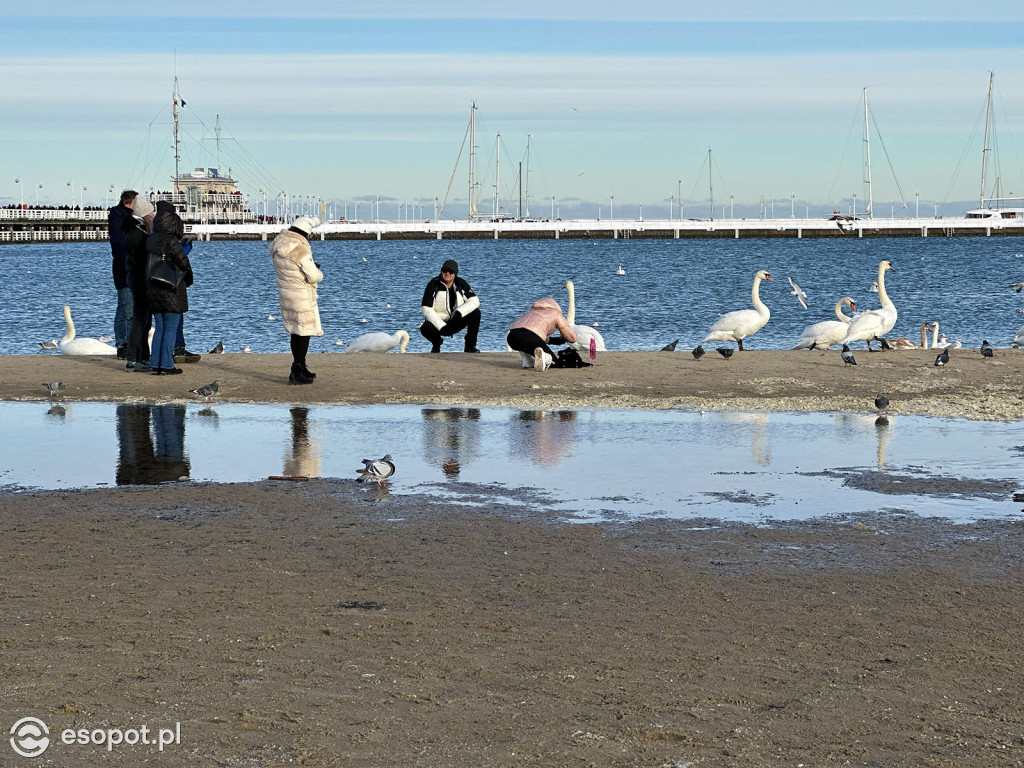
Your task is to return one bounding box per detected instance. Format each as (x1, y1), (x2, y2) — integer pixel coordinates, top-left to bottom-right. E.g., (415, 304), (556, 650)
(787, 277), (808, 309)
(356, 454), (395, 485)
(934, 347), (949, 367)
(1010, 282), (1024, 293)
(841, 344), (857, 366)
(874, 394), (889, 413)
(189, 380), (220, 402)
(692, 344), (705, 361)
(660, 339), (679, 352)
(208, 340), (225, 354)
(980, 339), (994, 358)
(716, 347), (734, 359)
(42, 381), (65, 396)
(38, 339), (58, 349)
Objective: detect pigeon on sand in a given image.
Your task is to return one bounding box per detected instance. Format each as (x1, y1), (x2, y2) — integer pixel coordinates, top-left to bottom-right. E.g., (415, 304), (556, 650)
(42, 381), (66, 396)
(356, 454), (396, 485)
(189, 380), (220, 402)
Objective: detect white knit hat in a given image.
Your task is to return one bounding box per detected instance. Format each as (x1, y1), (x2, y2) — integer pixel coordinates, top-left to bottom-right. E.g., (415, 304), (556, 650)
(291, 216), (321, 236)
(132, 197), (155, 218)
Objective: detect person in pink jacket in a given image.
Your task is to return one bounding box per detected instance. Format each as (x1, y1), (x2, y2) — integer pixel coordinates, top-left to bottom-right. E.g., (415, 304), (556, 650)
(507, 297), (578, 372)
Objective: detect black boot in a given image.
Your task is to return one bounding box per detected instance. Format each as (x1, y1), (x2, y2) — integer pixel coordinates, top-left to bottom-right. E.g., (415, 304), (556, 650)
(300, 362), (316, 379)
(289, 363), (314, 385)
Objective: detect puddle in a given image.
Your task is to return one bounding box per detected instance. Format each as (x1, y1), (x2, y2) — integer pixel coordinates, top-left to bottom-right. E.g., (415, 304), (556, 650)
(1, 403), (1021, 525)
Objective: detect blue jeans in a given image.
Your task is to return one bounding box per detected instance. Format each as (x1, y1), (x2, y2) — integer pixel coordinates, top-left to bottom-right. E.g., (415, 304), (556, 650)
(114, 287), (133, 347)
(175, 314), (186, 351)
(152, 313), (181, 370)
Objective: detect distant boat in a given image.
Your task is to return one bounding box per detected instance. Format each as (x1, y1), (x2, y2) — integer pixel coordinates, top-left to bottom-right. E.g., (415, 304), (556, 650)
(964, 72), (1024, 221)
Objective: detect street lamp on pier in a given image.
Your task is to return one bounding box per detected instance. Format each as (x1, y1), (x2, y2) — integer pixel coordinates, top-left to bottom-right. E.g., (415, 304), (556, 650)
(915, 191), (919, 218)
(609, 194), (614, 220)
(790, 193), (795, 218)
(13, 177), (23, 207)
(852, 193), (857, 218)
(730, 194), (734, 219)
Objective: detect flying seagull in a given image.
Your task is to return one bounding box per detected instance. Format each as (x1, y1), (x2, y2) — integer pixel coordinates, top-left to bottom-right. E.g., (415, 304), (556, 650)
(691, 344), (705, 361)
(841, 344), (857, 366)
(660, 339), (679, 352)
(189, 380), (220, 402)
(787, 276), (808, 309)
(42, 381), (65, 396)
(934, 347), (949, 367)
(716, 347), (734, 359)
(356, 454), (396, 485)
(980, 339), (994, 358)
(208, 340), (225, 354)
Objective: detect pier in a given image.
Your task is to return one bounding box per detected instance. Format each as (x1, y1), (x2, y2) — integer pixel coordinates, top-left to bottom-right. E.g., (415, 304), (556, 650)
(2, 208), (1023, 243)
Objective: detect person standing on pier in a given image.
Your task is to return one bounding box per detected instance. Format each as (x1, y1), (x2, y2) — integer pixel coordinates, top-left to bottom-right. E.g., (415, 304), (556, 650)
(419, 259), (481, 353)
(270, 216), (324, 385)
(108, 189), (138, 359)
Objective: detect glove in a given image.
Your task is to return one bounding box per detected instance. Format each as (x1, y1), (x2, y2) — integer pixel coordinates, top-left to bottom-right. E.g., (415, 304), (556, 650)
(180, 238), (193, 255)
(547, 335), (568, 346)
(439, 322), (456, 337)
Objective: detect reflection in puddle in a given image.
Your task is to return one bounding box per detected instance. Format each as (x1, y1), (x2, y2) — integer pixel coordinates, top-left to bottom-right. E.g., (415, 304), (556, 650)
(1, 402), (1021, 525)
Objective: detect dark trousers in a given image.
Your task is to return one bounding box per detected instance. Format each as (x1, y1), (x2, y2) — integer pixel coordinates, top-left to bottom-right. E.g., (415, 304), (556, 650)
(507, 327), (554, 358)
(291, 334), (310, 367)
(126, 284), (151, 364)
(419, 308), (481, 351)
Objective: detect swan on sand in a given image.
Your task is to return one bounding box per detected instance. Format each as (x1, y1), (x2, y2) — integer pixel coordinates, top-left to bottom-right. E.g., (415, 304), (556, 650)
(792, 296), (856, 350)
(346, 329), (410, 353)
(58, 305), (117, 356)
(702, 269), (772, 351)
(840, 260), (897, 351)
(564, 280), (606, 352)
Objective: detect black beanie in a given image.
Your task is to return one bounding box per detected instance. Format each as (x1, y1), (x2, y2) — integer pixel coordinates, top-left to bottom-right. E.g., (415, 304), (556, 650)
(441, 259), (458, 276)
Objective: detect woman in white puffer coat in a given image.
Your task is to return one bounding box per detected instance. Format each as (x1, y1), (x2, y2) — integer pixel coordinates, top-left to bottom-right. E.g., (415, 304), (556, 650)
(270, 216), (324, 384)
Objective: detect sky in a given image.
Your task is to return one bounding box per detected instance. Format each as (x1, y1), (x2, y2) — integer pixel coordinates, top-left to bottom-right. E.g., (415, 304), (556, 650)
(3, 1), (1023, 219)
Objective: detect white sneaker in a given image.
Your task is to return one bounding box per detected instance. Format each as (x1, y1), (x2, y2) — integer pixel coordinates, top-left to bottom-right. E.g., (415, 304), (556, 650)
(533, 347), (546, 372)
(542, 351), (553, 370)
(520, 352), (534, 369)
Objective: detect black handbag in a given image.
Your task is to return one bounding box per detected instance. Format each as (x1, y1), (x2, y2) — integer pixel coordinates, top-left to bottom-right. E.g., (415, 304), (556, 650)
(147, 252), (184, 289)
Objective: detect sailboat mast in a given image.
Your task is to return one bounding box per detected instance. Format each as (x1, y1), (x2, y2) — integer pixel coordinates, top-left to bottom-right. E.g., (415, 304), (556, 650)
(980, 71), (994, 208)
(468, 101), (477, 222)
(863, 87), (873, 219)
(708, 148), (714, 221)
(524, 134), (531, 218)
(494, 132), (501, 218)
(172, 77), (181, 195)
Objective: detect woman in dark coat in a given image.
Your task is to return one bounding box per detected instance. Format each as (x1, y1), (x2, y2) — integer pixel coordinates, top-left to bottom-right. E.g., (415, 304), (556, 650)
(145, 201), (194, 375)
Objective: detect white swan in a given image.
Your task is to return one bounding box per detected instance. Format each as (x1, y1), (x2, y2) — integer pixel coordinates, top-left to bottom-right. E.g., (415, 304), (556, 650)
(615, 264), (626, 276)
(346, 329), (410, 353)
(564, 280), (607, 352)
(839, 260), (897, 351)
(792, 296), (857, 350)
(930, 322), (942, 349)
(1014, 324), (1024, 348)
(58, 305), (117, 356)
(702, 269), (772, 351)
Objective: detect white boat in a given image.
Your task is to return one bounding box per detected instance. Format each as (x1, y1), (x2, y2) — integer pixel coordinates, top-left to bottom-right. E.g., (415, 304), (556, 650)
(964, 72), (1024, 220)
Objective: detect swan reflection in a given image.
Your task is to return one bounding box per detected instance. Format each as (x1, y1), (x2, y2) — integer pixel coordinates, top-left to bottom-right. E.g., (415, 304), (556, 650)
(116, 404), (190, 485)
(510, 410), (578, 467)
(717, 412), (771, 466)
(421, 407), (481, 478)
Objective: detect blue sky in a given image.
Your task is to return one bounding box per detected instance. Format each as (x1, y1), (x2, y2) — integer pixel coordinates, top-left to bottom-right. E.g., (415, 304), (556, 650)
(3, 1), (1023, 218)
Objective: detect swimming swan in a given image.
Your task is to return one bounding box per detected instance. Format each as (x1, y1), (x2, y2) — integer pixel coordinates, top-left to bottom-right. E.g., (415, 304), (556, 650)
(839, 260), (897, 351)
(564, 280), (607, 352)
(792, 296), (857, 350)
(615, 264), (626, 276)
(702, 269), (772, 351)
(58, 305), (117, 356)
(346, 329), (410, 353)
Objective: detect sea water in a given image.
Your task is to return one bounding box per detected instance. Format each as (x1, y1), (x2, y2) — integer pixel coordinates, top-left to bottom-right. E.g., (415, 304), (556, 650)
(3, 236), (1024, 355)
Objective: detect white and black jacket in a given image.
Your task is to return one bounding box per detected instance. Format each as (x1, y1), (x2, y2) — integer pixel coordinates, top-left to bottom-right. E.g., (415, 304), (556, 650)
(421, 275), (480, 329)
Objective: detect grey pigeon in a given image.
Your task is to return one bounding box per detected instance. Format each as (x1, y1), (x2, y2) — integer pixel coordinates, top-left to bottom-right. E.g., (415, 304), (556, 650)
(787, 276), (808, 309)
(42, 381), (65, 396)
(934, 347), (949, 367)
(716, 347), (734, 359)
(189, 380), (220, 402)
(356, 454), (396, 485)
(841, 344), (857, 366)
(691, 344), (705, 361)
(874, 394), (889, 413)
(660, 339), (679, 352)
(980, 339), (994, 358)
(208, 340), (225, 354)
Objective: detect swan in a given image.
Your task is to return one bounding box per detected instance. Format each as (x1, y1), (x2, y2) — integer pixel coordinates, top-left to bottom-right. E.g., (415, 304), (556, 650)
(564, 280), (607, 352)
(1014, 324), (1024, 348)
(839, 260), (897, 351)
(58, 305), (117, 356)
(346, 329), (410, 353)
(615, 264), (626, 276)
(919, 322), (930, 349)
(702, 269), (772, 351)
(792, 296), (857, 350)
(930, 322), (944, 349)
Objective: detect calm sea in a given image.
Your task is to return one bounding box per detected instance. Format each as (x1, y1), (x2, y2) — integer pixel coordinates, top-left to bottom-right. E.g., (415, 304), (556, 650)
(3, 236), (1024, 355)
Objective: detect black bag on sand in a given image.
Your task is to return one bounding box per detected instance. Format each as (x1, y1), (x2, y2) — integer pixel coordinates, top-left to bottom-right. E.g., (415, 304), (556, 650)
(551, 347), (592, 368)
(147, 252), (184, 289)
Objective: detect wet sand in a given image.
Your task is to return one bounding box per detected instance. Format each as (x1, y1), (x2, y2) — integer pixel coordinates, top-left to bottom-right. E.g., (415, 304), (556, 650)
(3, 350), (1024, 766)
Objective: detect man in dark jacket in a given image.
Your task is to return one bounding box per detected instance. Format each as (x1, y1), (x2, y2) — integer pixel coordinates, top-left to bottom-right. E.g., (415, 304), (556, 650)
(419, 259), (481, 353)
(122, 196), (156, 371)
(145, 201), (194, 375)
(108, 189), (137, 359)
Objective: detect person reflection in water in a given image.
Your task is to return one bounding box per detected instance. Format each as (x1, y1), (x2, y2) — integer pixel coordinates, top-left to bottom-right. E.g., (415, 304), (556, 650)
(283, 406), (322, 479)
(421, 407), (481, 478)
(511, 410), (578, 466)
(116, 404), (190, 485)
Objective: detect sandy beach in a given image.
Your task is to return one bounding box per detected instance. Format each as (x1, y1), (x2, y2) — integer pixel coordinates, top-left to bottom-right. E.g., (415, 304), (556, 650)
(3, 349), (1023, 766)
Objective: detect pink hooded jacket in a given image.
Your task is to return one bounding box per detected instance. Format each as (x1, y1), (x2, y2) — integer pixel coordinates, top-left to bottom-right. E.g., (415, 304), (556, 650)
(509, 298), (578, 343)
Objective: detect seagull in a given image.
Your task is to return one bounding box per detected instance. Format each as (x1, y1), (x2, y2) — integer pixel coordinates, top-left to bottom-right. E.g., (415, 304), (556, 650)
(362, 257), (368, 262)
(874, 394), (889, 413)
(692, 344), (705, 361)
(38, 339), (58, 349)
(660, 339), (679, 352)
(208, 340), (225, 354)
(933, 333), (950, 349)
(716, 347), (734, 359)
(934, 347), (949, 367)
(869, 280), (879, 293)
(335, 339), (346, 346)
(268, 315), (277, 320)
(241, 345), (252, 353)
(356, 454), (395, 485)
(1010, 282), (1024, 293)
(360, 318), (368, 323)
(841, 344), (857, 366)
(952, 339), (963, 349)
(98, 335), (114, 343)
(42, 381), (65, 396)
(189, 380), (220, 402)
(787, 277), (808, 309)
(981, 339), (994, 358)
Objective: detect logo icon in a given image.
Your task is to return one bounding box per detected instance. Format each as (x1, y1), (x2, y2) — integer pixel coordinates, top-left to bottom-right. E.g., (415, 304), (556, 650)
(10, 717), (50, 758)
